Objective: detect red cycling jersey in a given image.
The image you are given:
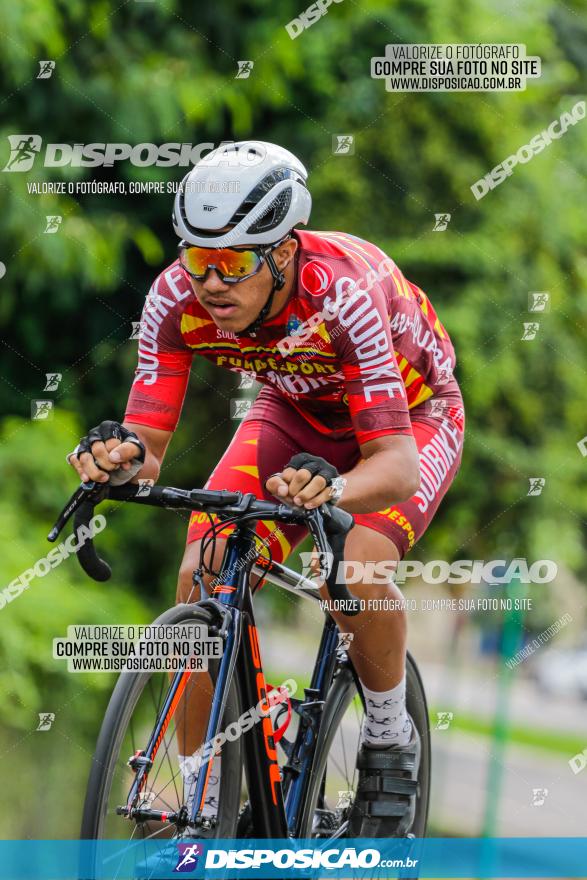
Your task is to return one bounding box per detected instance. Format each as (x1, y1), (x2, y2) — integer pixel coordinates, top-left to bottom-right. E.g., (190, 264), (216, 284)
(125, 230), (458, 445)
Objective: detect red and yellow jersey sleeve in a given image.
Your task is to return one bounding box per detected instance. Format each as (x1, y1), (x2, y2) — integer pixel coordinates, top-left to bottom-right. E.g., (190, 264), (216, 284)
(124, 266), (194, 432)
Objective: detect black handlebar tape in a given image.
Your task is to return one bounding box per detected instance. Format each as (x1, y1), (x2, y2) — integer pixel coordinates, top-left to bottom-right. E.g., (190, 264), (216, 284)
(189, 488), (243, 507)
(73, 501), (112, 582)
(107, 485), (242, 509)
(108, 484), (168, 503)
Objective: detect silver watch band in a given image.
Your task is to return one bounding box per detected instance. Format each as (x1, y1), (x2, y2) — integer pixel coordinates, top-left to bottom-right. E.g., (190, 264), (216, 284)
(328, 476), (347, 505)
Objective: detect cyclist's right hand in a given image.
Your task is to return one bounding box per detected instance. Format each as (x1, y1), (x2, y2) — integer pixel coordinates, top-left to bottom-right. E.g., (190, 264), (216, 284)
(67, 420), (145, 485)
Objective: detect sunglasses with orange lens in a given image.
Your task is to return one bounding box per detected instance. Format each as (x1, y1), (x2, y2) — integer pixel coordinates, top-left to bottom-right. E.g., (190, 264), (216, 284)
(178, 243), (266, 283)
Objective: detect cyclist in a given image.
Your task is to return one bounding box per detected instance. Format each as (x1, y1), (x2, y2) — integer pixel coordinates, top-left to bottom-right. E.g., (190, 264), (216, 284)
(67, 140), (465, 838)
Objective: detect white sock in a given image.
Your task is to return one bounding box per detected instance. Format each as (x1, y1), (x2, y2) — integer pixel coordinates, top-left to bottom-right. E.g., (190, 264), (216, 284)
(360, 677), (412, 748)
(178, 753), (221, 818)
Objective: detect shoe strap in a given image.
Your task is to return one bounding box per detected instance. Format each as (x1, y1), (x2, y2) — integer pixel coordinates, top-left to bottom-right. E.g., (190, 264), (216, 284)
(360, 776), (419, 796)
(362, 800), (411, 818)
(358, 747), (418, 773)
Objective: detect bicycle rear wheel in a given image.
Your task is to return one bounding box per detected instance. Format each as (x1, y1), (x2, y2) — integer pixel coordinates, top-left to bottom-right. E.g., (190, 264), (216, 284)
(80, 603), (243, 841)
(299, 651), (431, 838)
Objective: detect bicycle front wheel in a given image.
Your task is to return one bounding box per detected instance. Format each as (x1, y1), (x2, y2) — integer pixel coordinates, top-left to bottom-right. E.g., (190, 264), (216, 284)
(81, 603), (243, 841)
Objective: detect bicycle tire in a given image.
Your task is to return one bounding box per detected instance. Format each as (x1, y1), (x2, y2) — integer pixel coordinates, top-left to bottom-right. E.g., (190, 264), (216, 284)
(80, 603), (243, 840)
(299, 651), (431, 838)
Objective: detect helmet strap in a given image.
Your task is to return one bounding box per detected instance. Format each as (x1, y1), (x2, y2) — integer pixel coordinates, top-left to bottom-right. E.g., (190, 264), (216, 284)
(234, 249), (286, 338)
(264, 250), (286, 291)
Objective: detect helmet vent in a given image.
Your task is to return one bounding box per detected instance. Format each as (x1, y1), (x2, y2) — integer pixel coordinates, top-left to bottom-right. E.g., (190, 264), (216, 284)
(230, 167), (304, 224)
(246, 188), (292, 235)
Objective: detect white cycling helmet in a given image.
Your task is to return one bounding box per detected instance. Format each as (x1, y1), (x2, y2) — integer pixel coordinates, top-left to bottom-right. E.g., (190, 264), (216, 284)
(172, 140), (311, 248)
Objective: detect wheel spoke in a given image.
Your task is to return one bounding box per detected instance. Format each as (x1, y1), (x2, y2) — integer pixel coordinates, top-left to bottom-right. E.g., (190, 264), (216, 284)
(339, 717), (350, 787)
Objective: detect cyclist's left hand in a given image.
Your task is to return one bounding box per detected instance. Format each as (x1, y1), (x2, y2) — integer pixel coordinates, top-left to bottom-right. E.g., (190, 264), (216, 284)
(265, 453), (339, 510)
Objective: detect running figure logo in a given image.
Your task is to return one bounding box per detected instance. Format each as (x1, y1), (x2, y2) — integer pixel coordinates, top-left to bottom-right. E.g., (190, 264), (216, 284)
(237, 372), (256, 390)
(436, 366), (453, 385)
(36, 713), (55, 731)
(337, 632), (354, 650)
(3, 135), (42, 172)
(230, 399), (253, 419)
(429, 400), (448, 418)
(527, 478), (545, 496)
(435, 711), (453, 730)
(136, 479), (154, 497)
(528, 292), (550, 312)
(31, 400), (54, 420)
(44, 216), (62, 234)
(532, 788), (548, 806)
(433, 213), (451, 231)
(37, 61), (56, 79)
(174, 843), (203, 873)
(236, 61), (254, 79)
(44, 373), (62, 391)
(521, 322), (539, 341)
(299, 550), (334, 583)
(332, 135), (355, 155)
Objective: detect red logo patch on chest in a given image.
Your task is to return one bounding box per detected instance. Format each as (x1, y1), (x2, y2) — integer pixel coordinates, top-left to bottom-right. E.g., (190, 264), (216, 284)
(300, 259), (334, 296)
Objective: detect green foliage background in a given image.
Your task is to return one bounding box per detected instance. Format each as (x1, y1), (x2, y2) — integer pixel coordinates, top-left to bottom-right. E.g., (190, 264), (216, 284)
(0, 0), (585, 837)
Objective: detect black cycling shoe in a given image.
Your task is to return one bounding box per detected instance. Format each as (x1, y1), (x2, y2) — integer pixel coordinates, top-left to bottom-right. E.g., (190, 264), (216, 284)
(348, 721), (421, 838)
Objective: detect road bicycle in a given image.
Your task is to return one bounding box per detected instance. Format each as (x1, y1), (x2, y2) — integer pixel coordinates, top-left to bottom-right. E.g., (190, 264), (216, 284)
(48, 481), (431, 844)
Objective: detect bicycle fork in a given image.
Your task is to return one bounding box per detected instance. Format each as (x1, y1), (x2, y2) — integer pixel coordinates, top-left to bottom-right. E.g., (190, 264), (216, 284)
(116, 606), (242, 831)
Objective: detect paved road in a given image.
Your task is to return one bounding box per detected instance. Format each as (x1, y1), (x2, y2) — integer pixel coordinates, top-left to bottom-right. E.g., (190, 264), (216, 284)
(429, 729), (587, 836)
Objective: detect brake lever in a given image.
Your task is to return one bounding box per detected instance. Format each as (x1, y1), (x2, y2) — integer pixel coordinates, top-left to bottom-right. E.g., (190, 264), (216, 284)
(47, 481), (107, 542)
(307, 506), (361, 617)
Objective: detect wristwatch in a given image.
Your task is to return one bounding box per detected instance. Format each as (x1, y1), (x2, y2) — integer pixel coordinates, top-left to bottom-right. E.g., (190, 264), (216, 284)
(328, 476), (347, 505)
